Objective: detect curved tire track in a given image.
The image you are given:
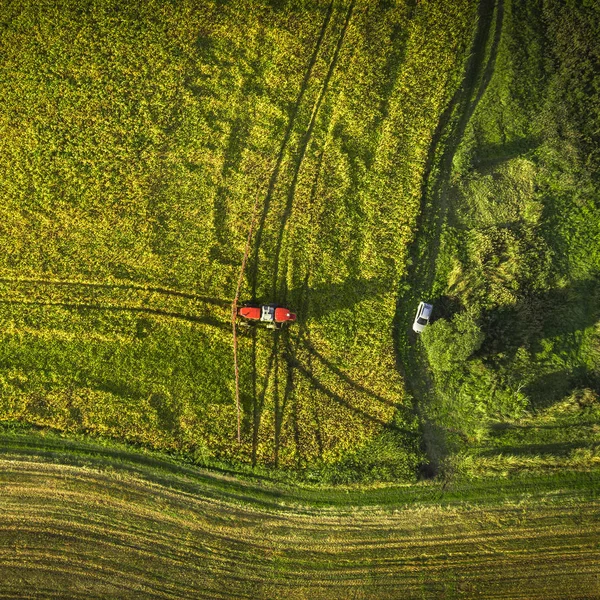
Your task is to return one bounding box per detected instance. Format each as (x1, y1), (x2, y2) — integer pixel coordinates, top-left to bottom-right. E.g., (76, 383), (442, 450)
(394, 0), (505, 472)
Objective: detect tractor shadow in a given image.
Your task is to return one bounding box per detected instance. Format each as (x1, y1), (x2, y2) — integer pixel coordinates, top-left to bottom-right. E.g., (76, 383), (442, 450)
(289, 275), (386, 320)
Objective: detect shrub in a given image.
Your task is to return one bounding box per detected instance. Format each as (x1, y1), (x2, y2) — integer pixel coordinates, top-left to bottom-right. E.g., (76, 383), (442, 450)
(422, 311), (484, 374)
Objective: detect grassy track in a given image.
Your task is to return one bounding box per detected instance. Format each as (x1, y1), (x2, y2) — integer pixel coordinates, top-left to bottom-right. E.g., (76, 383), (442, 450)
(0, 433), (599, 599)
(0, 0), (476, 477)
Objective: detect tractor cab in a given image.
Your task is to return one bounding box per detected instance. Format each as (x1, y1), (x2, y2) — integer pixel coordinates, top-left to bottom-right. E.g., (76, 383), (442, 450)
(261, 305), (275, 322)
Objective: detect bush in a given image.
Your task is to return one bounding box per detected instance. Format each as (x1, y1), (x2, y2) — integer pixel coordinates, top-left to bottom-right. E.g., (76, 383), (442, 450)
(422, 311), (484, 374)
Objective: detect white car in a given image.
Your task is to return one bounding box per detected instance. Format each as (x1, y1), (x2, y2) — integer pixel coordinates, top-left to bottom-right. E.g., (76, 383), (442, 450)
(412, 302), (433, 333)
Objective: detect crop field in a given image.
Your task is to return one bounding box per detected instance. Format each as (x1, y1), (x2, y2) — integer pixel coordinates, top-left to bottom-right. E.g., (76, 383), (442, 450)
(0, 432), (599, 600)
(1, 0), (600, 596)
(0, 0), (477, 477)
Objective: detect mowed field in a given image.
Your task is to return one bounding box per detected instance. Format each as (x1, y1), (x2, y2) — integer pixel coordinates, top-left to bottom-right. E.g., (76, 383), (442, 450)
(0, 0), (476, 474)
(0, 433), (599, 600)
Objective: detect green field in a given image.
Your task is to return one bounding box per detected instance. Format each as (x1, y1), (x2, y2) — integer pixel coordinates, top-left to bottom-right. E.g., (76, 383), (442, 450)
(395, 0), (600, 479)
(0, 0), (478, 477)
(1, 0), (600, 596)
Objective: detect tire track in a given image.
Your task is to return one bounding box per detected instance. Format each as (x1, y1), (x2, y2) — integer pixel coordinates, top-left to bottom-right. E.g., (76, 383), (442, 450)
(252, 3), (355, 463)
(239, 1), (335, 451)
(248, 1), (335, 299)
(394, 0), (505, 474)
(270, 0), (355, 300)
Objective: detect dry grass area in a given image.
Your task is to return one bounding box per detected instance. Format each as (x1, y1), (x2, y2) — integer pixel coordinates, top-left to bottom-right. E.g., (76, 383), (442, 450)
(0, 438), (598, 599)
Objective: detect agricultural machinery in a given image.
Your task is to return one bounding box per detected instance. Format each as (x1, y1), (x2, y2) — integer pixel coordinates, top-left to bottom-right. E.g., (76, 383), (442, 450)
(237, 303), (297, 329)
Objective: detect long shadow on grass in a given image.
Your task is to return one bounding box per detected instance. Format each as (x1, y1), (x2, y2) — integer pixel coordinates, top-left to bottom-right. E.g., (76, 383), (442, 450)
(251, 334), (279, 466)
(0, 299), (229, 330)
(393, 0), (505, 474)
(248, 1), (334, 299)
(211, 117), (253, 266)
(211, 32), (268, 266)
(297, 337), (397, 409)
(285, 350), (416, 435)
(0, 277), (230, 306)
(473, 136), (541, 170)
(479, 277), (600, 357)
(478, 440), (592, 457)
(270, 269), (401, 463)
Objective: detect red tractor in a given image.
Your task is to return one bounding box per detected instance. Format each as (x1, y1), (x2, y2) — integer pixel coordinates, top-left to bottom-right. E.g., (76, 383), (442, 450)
(237, 303), (297, 329)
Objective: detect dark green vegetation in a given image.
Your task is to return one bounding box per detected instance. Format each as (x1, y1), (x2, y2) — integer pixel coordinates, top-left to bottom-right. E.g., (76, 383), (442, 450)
(0, 0), (477, 478)
(0, 431), (599, 599)
(397, 0), (600, 479)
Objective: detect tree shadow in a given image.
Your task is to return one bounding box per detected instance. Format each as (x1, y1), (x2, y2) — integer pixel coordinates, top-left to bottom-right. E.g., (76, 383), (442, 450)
(478, 440), (592, 457)
(475, 276), (600, 410)
(473, 136), (541, 170)
(478, 276), (600, 358)
(523, 366), (599, 409)
(0, 299), (229, 330)
(490, 419), (600, 434)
